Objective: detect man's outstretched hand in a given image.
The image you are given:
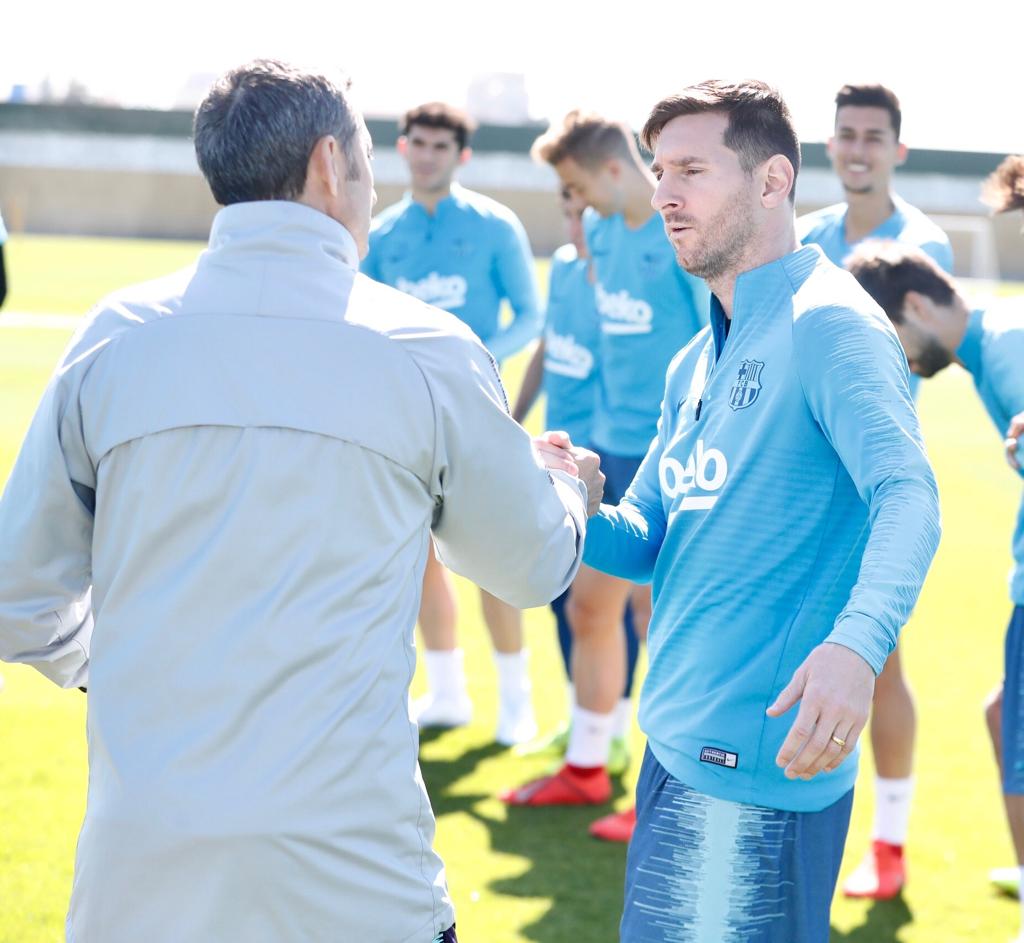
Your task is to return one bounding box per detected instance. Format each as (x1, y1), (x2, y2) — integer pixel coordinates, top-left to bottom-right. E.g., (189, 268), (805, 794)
(766, 642), (875, 781)
(533, 431), (605, 517)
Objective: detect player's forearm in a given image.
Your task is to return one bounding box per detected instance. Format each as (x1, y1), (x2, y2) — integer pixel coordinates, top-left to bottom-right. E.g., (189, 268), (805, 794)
(826, 471), (941, 674)
(512, 340), (545, 424)
(487, 308), (541, 363)
(582, 501), (663, 584)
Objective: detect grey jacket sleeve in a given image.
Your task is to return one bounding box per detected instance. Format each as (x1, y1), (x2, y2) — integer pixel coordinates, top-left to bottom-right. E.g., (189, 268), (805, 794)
(423, 336), (587, 609)
(0, 363), (96, 688)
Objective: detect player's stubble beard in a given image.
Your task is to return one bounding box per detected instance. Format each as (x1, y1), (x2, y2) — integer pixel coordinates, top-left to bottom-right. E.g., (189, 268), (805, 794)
(666, 184), (757, 283)
(912, 337), (953, 378)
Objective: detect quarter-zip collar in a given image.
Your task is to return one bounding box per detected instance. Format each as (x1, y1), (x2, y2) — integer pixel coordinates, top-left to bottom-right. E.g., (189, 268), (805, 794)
(709, 244), (823, 361)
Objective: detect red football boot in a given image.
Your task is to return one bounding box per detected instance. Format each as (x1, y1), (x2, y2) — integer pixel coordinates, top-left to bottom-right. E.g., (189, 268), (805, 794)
(588, 806), (637, 843)
(500, 764), (611, 806)
(842, 840), (906, 899)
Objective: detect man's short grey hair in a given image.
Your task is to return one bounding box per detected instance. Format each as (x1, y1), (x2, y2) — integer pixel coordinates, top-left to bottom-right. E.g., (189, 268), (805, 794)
(194, 59), (361, 206)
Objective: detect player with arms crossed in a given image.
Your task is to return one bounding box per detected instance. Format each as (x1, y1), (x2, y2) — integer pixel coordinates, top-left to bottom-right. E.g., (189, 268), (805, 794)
(504, 112), (708, 846)
(574, 80), (940, 941)
(363, 103), (542, 745)
(799, 83), (954, 899)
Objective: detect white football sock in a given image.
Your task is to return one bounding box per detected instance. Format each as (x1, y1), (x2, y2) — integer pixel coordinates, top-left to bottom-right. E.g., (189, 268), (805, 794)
(423, 649), (468, 699)
(565, 705), (615, 768)
(613, 697), (633, 739)
(494, 650), (531, 705)
(872, 776), (915, 845)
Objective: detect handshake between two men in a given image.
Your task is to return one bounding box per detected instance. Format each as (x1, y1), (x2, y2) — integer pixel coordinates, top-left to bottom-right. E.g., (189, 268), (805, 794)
(533, 431), (606, 518)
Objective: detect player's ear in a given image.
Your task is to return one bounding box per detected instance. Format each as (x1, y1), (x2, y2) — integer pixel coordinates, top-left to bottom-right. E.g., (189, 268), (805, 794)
(761, 155), (794, 208)
(903, 290), (935, 327)
(397, 136), (409, 157)
(459, 147), (472, 166)
(826, 136), (836, 158)
(895, 142), (909, 167)
(306, 135), (341, 198)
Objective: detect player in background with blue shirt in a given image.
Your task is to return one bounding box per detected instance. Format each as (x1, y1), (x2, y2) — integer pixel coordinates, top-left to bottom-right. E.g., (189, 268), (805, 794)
(847, 242), (1024, 942)
(512, 190), (602, 754)
(798, 84), (954, 901)
(503, 112), (708, 844)
(559, 80), (940, 942)
(363, 103), (542, 746)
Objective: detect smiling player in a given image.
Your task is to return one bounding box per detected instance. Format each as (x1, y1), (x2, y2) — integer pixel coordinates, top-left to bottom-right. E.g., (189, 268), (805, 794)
(799, 83), (954, 901)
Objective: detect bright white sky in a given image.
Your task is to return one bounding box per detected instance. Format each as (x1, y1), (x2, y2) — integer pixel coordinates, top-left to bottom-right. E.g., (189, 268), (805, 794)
(4, 0), (1020, 153)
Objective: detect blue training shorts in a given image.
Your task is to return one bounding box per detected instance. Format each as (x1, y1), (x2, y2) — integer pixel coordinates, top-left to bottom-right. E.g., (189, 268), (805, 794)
(1002, 605), (1024, 793)
(622, 747), (853, 943)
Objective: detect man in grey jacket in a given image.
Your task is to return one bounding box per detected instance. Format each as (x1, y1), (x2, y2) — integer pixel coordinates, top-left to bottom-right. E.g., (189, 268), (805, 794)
(0, 60), (599, 943)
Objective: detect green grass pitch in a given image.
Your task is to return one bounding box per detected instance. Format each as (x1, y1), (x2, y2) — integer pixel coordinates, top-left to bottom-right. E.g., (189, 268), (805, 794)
(0, 234), (1021, 942)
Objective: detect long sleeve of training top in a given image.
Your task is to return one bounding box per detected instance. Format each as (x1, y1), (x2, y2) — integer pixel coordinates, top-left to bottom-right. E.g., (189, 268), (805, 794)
(348, 279), (586, 607)
(793, 299), (941, 673)
(485, 213), (541, 362)
(0, 330), (101, 688)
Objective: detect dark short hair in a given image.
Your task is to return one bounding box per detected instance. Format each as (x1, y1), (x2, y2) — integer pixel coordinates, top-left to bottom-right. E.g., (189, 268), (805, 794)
(846, 241), (955, 323)
(401, 102), (476, 150)
(531, 110), (637, 169)
(982, 154), (1024, 214)
(193, 59), (360, 206)
(834, 84), (902, 139)
(640, 80), (801, 201)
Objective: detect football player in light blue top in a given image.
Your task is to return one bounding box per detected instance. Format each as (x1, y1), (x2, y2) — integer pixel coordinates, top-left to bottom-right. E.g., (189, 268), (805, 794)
(847, 241), (1024, 943)
(363, 104), (540, 363)
(573, 80), (940, 943)
(513, 190), (601, 756)
(362, 103), (542, 747)
(799, 83), (954, 901)
(503, 112), (708, 845)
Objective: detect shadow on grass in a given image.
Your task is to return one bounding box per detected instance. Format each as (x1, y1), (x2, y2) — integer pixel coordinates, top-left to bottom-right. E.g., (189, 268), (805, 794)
(830, 896), (914, 942)
(420, 743), (630, 943)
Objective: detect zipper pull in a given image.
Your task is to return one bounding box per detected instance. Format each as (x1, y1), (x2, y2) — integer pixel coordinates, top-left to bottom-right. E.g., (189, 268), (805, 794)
(695, 398), (703, 420)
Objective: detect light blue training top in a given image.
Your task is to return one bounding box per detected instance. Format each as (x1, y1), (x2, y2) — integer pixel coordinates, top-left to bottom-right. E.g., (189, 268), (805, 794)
(583, 244), (941, 812)
(542, 243), (600, 446)
(956, 302), (1024, 604)
(798, 194), (953, 399)
(585, 210), (709, 457)
(797, 194), (953, 273)
(362, 182), (540, 362)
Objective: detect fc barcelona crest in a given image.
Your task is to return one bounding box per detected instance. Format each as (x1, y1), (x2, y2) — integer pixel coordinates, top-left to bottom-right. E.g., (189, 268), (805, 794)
(729, 360), (764, 410)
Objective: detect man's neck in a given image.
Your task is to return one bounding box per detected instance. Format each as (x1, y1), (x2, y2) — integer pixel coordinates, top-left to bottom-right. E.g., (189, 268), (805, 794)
(843, 186), (895, 243)
(412, 182), (454, 215)
(708, 215), (800, 319)
(620, 166), (657, 229)
(948, 295), (973, 362)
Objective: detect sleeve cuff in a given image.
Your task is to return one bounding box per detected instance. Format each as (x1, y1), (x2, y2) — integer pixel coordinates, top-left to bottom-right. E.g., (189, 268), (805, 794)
(825, 614), (894, 676)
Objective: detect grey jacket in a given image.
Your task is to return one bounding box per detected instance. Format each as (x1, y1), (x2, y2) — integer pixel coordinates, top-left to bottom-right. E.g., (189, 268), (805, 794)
(0, 200), (587, 942)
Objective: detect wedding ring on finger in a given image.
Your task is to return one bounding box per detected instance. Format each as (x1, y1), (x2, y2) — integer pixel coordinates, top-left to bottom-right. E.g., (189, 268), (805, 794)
(830, 734), (847, 748)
